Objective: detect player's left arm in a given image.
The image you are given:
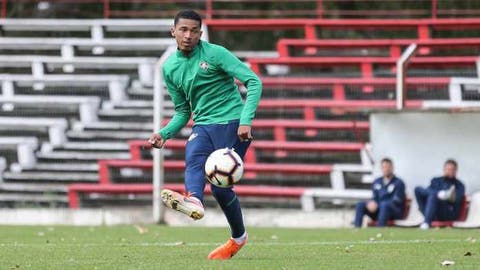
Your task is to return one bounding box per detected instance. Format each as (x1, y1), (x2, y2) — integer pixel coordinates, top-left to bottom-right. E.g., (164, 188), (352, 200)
(388, 179), (406, 206)
(452, 181), (465, 212)
(216, 46), (262, 141)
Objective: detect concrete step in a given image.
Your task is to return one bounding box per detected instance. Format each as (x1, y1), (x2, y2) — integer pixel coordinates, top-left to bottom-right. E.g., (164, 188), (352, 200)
(0, 182), (67, 193)
(3, 171), (98, 182)
(56, 141), (129, 151)
(37, 150), (130, 161)
(32, 162), (98, 172)
(67, 130), (151, 141)
(74, 121), (152, 132)
(0, 193), (68, 203)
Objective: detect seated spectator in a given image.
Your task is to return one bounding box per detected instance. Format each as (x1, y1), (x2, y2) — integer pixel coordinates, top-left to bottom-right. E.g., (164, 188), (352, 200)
(354, 158), (406, 227)
(415, 159), (465, 230)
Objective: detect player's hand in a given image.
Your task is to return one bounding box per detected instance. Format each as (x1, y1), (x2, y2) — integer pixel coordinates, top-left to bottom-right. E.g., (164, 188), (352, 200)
(148, 133), (165, 149)
(237, 125), (253, 142)
(366, 200), (378, 213)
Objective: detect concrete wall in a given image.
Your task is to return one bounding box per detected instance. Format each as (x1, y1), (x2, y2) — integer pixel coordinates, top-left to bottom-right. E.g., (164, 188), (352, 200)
(0, 208), (356, 227)
(371, 111), (480, 195)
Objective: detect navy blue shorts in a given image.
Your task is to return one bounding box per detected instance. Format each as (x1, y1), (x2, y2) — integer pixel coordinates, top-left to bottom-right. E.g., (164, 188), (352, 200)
(184, 119), (251, 201)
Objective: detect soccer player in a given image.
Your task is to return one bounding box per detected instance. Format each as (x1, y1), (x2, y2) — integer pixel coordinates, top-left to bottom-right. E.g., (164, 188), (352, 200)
(415, 159), (465, 229)
(354, 158), (406, 227)
(148, 10), (262, 259)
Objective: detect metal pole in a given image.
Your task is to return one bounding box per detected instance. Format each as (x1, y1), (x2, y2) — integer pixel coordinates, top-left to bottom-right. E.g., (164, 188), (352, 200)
(103, 0), (110, 19)
(153, 45), (176, 224)
(396, 44), (417, 110)
(316, 0), (323, 18)
(1, 0), (7, 18)
(206, 0), (213, 19)
(431, 0), (437, 19)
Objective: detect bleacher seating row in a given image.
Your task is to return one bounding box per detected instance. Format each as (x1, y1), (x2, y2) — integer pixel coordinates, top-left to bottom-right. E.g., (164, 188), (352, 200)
(0, 17), (478, 226)
(5, 0), (480, 20)
(205, 18), (480, 39)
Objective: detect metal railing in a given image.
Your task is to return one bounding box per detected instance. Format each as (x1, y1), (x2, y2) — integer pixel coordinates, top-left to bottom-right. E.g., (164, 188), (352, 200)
(1, 0), (479, 19)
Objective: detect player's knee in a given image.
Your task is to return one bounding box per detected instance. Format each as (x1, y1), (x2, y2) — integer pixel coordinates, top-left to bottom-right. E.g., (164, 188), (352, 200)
(414, 186), (424, 196)
(232, 141), (251, 159)
(356, 201), (366, 211)
(210, 185), (232, 197)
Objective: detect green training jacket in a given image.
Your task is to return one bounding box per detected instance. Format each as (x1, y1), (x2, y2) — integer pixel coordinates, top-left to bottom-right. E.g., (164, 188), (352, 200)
(158, 40), (262, 140)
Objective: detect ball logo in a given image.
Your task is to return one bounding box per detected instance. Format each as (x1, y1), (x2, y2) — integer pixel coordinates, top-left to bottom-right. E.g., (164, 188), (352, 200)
(188, 133), (198, 141)
(199, 61), (209, 71)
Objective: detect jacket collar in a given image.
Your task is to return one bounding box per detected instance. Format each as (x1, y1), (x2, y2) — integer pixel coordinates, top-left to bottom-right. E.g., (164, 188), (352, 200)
(176, 40), (201, 58)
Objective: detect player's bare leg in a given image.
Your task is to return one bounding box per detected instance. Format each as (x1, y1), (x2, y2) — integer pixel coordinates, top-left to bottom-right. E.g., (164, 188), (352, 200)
(161, 189), (205, 220)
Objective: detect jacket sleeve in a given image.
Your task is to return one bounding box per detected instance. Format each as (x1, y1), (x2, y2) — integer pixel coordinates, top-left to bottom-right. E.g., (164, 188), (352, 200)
(372, 179), (380, 203)
(158, 68), (191, 140)
(215, 46), (262, 126)
(428, 178), (439, 192)
(452, 181), (466, 216)
(389, 180), (406, 206)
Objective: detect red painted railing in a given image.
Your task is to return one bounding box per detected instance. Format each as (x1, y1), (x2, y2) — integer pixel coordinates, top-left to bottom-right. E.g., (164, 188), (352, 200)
(1, 0), (478, 19)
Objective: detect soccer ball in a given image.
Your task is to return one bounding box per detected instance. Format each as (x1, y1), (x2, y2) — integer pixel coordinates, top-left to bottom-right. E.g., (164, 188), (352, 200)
(205, 148), (244, 188)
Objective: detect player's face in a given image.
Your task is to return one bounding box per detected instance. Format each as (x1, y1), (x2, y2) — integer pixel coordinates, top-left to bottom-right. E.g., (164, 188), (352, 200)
(171, 18), (202, 52)
(381, 162), (393, 177)
(444, 163), (457, 178)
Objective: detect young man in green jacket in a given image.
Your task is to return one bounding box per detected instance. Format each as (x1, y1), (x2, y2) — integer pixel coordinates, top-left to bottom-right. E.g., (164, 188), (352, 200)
(148, 10), (262, 260)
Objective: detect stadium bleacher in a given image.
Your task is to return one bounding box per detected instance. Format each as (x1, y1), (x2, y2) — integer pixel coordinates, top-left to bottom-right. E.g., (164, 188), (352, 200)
(0, 5), (478, 225)
(4, 4), (480, 268)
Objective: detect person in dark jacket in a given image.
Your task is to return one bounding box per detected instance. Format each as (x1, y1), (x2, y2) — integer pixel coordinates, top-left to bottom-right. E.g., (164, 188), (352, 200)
(415, 159), (465, 229)
(354, 158), (406, 227)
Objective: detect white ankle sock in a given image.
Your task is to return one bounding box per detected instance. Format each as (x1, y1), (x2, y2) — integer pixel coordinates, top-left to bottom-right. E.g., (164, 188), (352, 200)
(232, 232), (247, 244)
(188, 196), (203, 206)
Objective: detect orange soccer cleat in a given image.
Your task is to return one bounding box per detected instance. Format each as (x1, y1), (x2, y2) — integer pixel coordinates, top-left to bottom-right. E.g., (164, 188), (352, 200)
(207, 235), (247, 260)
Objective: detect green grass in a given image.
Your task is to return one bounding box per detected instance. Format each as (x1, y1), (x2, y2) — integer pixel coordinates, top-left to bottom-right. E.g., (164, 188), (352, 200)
(0, 225), (478, 269)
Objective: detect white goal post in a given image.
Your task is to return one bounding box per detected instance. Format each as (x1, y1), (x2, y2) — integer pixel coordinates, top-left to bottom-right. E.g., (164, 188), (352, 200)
(152, 45), (176, 224)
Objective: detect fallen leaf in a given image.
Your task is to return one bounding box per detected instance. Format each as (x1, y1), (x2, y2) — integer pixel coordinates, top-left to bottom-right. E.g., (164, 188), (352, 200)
(134, 225), (148, 234)
(441, 260), (455, 266)
(466, 237), (477, 243)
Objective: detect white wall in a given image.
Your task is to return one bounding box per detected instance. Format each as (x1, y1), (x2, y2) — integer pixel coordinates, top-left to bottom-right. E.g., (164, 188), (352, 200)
(371, 111), (480, 194)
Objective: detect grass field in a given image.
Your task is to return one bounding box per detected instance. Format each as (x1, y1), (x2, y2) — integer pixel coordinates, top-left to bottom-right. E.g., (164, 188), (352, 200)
(0, 225), (478, 269)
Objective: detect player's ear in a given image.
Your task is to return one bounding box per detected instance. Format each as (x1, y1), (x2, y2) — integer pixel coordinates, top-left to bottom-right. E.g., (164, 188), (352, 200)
(170, 27), (175, 37)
